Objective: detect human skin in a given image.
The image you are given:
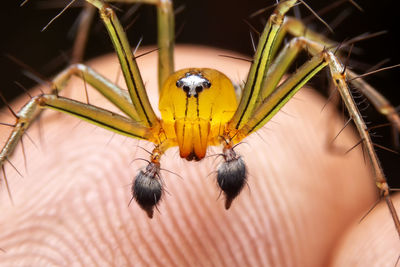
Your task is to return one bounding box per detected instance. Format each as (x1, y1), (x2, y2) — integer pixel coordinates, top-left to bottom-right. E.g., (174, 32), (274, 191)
(0, 46), (399, 266)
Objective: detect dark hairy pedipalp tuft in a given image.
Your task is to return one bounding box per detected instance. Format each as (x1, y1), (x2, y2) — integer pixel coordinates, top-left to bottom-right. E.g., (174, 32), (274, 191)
(217, 148), (247, 209)
(132, 162), (162, 218)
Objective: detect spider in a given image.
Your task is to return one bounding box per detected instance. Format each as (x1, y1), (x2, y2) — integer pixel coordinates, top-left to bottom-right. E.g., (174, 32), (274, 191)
(0, 0), (399, 233)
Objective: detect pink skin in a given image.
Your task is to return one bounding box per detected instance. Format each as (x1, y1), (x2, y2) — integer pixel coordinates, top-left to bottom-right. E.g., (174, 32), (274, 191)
(0, 46), (398, 266)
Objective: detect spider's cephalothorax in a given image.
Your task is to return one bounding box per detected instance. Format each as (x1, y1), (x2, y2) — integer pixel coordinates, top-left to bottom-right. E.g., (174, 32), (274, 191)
(158, 68), (238, 161)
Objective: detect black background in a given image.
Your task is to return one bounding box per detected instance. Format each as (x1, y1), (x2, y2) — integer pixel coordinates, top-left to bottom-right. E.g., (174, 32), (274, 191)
(1, 0), (399, 187)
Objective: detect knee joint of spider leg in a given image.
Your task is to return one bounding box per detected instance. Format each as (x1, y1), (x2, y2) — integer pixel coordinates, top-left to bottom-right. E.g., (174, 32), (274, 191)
(217, 143), (247, 210)
(376, 181), (390, 193)
(132, 160), (163, 218)
(69, 63), (87, 73)
(160, 0), (172, 5)
(324, 51), (347, 78)
(270, 13), (284, 25)
(333, 73), (346, 87)
(288, 37), (308, 50)
(33, 95), (47, 107)
(100, 5), (114, 19)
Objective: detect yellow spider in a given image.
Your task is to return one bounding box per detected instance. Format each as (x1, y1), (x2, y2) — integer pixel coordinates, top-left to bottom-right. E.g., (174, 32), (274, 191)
(1, 0), (399, 234)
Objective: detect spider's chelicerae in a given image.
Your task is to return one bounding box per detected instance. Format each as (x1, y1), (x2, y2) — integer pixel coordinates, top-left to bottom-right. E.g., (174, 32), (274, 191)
(1, 0), (399, 238)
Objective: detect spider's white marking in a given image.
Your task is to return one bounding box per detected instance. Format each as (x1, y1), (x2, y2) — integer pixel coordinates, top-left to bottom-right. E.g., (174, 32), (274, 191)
(176, 72), (211, 97)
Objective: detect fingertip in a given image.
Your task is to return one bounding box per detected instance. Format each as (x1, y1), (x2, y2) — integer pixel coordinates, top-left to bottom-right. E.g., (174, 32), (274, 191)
(330, 194), (400, 267)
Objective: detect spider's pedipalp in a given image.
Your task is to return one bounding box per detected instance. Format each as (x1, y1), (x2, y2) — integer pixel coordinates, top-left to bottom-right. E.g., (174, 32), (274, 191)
(132, 161), (162, 218)
(217, 146), (247, 209)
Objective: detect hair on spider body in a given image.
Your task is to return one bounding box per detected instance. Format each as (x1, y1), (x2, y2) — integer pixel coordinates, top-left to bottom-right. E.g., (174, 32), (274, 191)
(217, 146), (248, 209)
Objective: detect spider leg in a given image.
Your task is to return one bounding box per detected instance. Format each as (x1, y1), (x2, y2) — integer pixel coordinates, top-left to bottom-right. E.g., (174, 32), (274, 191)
(270, 16), (337, 61)
(228, 0), (298, 130)
(149, 0), (175, 88)
(53, 63), (140, 121)
(257, 37), (325, 104)
(237, 50), (327, 136)
(346, 70), (400, 133)
(326, 52), (400, 238)
(0, 94), (151, 165)
(106, 0), (175, 88)
(36, 95), (151, 139)
(71, 2), (96, 63)
(86, 0), (159, 128)
(73, 0), (174, 90)
(274, 15), (400, 135)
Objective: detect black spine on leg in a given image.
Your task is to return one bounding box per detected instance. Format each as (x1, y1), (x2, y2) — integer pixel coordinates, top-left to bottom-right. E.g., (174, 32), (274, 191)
(217, 149), (247, 209)
(132, 162), (162, 218)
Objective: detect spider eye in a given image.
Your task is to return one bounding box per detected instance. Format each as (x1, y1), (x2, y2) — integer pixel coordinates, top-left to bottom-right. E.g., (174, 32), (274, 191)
(174, 72), (212, 98)
(176, 80), (183, 87)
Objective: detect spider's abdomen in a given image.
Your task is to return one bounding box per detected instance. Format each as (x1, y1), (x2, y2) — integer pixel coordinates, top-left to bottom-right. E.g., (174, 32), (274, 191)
(159, 68), (238, 160)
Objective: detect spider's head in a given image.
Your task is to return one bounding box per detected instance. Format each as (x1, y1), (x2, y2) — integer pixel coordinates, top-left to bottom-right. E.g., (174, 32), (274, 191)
(159, 68), (238, 161)
(175, 71), (212, 98)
